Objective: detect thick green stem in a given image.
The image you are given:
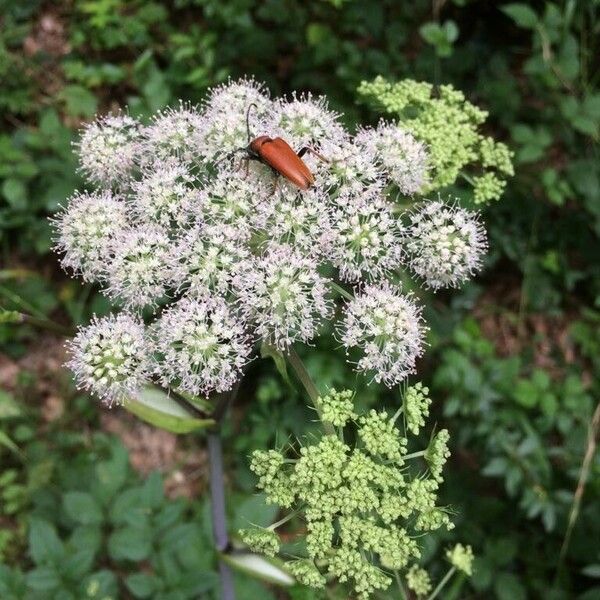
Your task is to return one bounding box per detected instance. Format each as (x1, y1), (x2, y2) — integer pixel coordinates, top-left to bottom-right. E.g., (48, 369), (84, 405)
(427, 566), (456, 600)
(394, 570), (408, 600)
(286, 347), (335, 435)
(403, 449), (426, 461)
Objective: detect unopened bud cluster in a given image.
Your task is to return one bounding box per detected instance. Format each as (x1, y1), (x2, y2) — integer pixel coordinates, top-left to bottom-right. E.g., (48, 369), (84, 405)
(244, 386), (470, 599)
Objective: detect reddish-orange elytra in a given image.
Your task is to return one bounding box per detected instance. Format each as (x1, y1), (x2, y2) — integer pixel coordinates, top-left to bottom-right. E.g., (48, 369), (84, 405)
(224, 103), (328, 191)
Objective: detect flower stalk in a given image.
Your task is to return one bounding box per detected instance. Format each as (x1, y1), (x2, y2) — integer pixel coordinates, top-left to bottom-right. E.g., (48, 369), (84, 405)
(286, 347), (335, 435)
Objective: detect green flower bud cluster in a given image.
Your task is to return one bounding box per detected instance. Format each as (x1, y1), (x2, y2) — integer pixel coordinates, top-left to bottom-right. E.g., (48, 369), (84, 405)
(425, 429), (451, 482)
(404, 382), (431, 435)
(320, 389), (357, 426)
(245, 386), (458, 599)
(406, 564), (432, 597)
(357, 77), (514, 203)
(446, 543), (475, 575)
(286, 560), (326, 588)
(238, 527), (280, 557)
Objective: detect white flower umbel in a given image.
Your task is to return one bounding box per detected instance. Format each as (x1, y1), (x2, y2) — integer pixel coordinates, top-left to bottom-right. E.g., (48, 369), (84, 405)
(67, 313), (150, 405)
(53, 190), (128, 281)
(329, 192), (402, 282)
(202, 169), (271, 234)
(131, 160), (201, 228)
(56, 78), (495, 398)
(105, 225), (173, 309)
(199, 78), (273, 159)
(261, 186), (332, 257)
(77, 114), (140, 186)
(271, 93), (347, 149)
(234, 244), (332, 350)
(141, 102), (204, 164)
(318, 138), (385, 196)
(339, 282), (426, 386)
(355, 122), (428, 195)
(176, 222), (250, 296)
(403, 201), (488, 290)
(153, 296), (251, 396)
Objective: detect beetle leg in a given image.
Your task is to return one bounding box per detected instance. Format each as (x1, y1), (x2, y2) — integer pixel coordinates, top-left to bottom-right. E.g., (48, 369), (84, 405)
(214, 147), (245, 168)
(236, 157), (250, 179)
(297, 146), (330, 163)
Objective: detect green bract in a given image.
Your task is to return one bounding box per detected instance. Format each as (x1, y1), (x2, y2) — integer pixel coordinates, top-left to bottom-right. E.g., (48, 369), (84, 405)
(357, 77), (514, 203)
(244, 386), (469, 599)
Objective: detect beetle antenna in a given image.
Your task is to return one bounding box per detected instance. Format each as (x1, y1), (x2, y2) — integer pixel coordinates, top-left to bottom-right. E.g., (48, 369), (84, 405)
(246, 103), (258, 142)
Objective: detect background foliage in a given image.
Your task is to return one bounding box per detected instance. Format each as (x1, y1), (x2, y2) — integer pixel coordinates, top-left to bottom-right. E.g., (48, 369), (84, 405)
(1, 0), (599, 598)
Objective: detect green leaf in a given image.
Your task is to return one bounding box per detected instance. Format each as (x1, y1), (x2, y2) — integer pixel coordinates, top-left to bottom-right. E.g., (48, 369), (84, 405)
(141, 472), (164, 509)
(82, 570), (118, 598)
(25, 566), (60, 591)
(63, 492), (103, 525)
(0, 431), (20, 456)
(502, 4), (538, 28)
(233, 494), (279, 531)
(223, 553), (294, 587)
(0, 309), (23, 324)
(63, 548), (96, 580)
(94, 441), (129, 504)
(109, 488), (146, 527)
(125, 573), (158, 598)
(59, 85), (98, 117)
(494, 572), (526, 600)
(2, 178), (27, 210)
(0, 390), (21, 419)
(512, 379), (538, 408)
(123, 386), (215, 434)
(108, 526), (152, 561)
(28, 519), (64, 565)
(419, 21), (458, 57)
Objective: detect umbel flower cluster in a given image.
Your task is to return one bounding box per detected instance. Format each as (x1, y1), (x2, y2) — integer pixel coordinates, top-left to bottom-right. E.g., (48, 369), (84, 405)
(55, 78), (497, 405)
(242, 386), (472, 599)
(358, 77), (515, 203)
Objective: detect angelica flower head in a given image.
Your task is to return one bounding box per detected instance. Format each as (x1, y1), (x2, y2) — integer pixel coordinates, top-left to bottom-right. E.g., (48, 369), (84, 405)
(271, 92), (347, 148)
(176, 222), (250, 296)
(355, 121), (429, 195)
(403, 200), (488, 290)
(77, 114), (140, 186)
(53, 190), (128, 281)
(245, 389), (456, 599)
(201, 169), (271, 233)
(141, 102), (204, 164)
(329, 191), (402, 282)
(153, 295), (251, 396)
(66, 313), (151, 405)
(234, 244), (332, 350)
(105, 225), (173, 310)
(55, 77), (502, 402)
(131, 160), (201, 228)
(261, 186), (332, 256)
(199, 77), (272, 158)
(318, 138), (385, 195)
(339, 282), (426, 385)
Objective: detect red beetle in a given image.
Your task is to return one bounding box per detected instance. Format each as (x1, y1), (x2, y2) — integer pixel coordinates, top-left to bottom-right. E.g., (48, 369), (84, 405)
(223, 103), (327, 191)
